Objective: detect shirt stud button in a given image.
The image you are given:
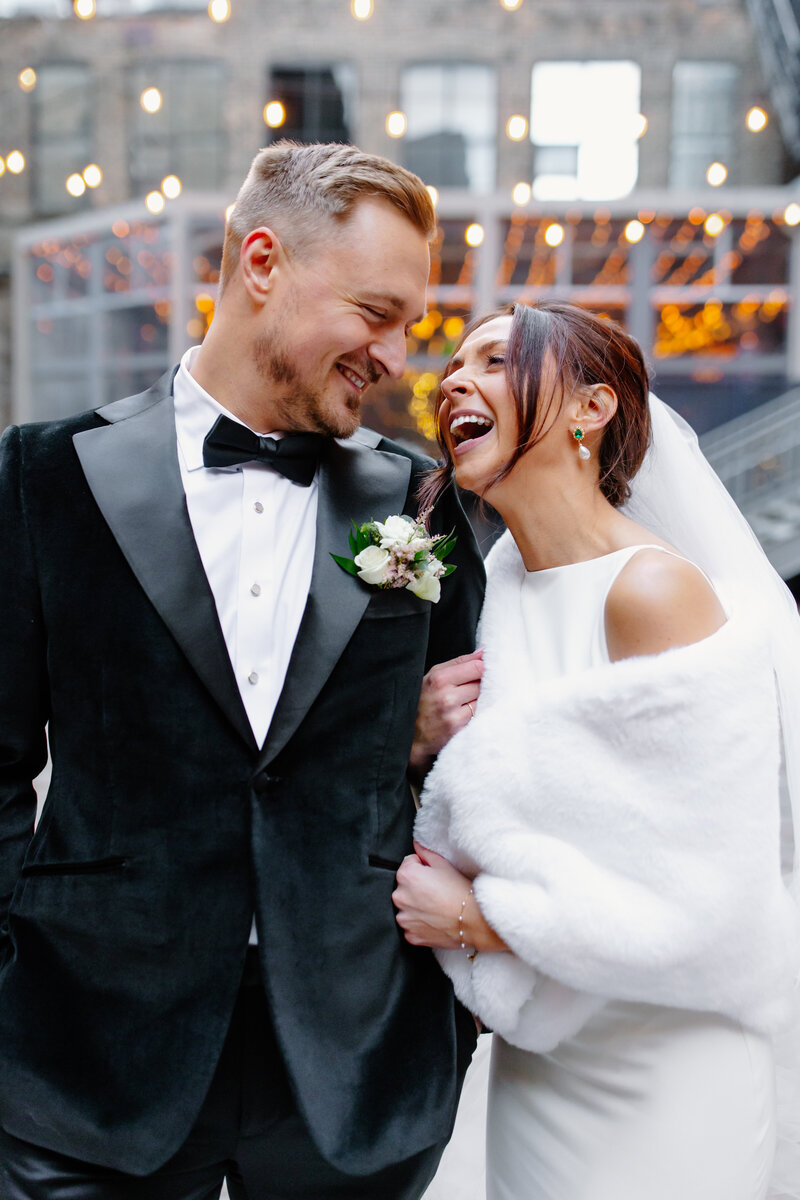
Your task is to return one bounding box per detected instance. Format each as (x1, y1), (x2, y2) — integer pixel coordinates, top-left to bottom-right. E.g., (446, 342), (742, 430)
(250, 583), (261, 596)
(248, 671), (259, 686)
(254, 501), (264, 513)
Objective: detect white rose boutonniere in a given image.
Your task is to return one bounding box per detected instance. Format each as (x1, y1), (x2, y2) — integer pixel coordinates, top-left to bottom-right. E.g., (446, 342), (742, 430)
(331, 511), (457, 604)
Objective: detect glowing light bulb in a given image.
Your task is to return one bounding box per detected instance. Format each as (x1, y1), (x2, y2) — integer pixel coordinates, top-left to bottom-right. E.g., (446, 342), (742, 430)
(140, 87), (163, 114)
(544, 223), (564, 247)
(66, 173), (86, 197)
(512, 181), (532, 206)
(162, 174), (182, 199)
(6, 151), (25, 174)
(0, 158), (5, 177)
(624, 219), (645, 244)
(386, 111), (407, 138)
(18, 68), (37, 92)
(506, 115), (528, 141)
(784, 203), (800, 227)
(208, 0), (230, 20)
(146, 191), (166, 215)
(704, 213), (725, 237)
(706, 162), (727, 187)
(501, 0), (523, 9)
(82, 163), (102, 188)
(465, 223), (485, 247)
(352, 0), (373, 17)
(74, 0), (95, 17)
(263, 101), (286, 128)
(746, 107), (768, 133)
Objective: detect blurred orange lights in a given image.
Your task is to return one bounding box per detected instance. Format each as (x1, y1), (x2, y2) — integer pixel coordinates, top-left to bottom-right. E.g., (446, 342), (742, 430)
(162, 174), (182, 199)
(506, 115), (528, 141)
(746, 107), (768, 133)
(512, 182), (532, 206)
(73, 0), (95, 17)
(351, 0), (373, 16)
(6, 151), (25, 174)
(263, 102), (286, 128)
(465, 223), (485, 247)
(386, 111), (407, 138)
(141, 88), (163, 114)
(66, 173), (86, 197)
(208, 0), (231, 20)
(624, 220), (645, 244)
(83, 163), (102, 188)
(18, 68), (37, 92)
(501, 0), (523, 8)
(544, 223), (564, 247)
(704, 213), (725, 237)
(784, 203), (800, 227)
(706, 162), (727, 187)
(146, 191), (166, 215)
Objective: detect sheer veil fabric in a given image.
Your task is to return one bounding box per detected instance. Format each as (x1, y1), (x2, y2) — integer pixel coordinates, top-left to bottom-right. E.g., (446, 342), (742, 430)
(623, 397), (800, 1198)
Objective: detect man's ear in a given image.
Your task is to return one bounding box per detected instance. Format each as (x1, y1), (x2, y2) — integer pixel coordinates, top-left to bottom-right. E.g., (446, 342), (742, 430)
(239, 227), (283, 302)
(572, 383), (618, 435)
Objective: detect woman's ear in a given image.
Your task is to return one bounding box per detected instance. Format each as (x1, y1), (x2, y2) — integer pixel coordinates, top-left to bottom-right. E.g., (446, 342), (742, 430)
(573, 383), (618, 435)
(239, 227), (283, 302)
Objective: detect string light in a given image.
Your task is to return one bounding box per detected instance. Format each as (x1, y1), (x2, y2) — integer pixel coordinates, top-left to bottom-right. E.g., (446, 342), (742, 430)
(704, 213), (725, 237)
(6, 151), (25, 174)
(512, 182), (532, 206)
(544, 223), (564, 247)
(506, 115), (528, 141)
(501, 0), (523, 8)
(386, 111), (407, 138)
(82, 164), (102, 188)
(465, 223), (484, 247)
(785, 203), (800, 227)
(351, 0), (373, 17)
(73, 0), (95, 18)
(145, 191), (165, 215)
(624, 219), (645, 244)
(208, 0), (231, 20)
(140, 87), (163, 114)
(162, 174), (182, 199)
(706, 162), (727, 187)
(0, 158), (5, 177)
(263, 101), (286, 128)
(746, 107), (768, 133)
(66, 173), (86, 197)
(18, 68), (37, 92)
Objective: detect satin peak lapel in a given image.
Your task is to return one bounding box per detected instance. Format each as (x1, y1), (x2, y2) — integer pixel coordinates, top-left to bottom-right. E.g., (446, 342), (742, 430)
(73, 392), (256, 750)
(258, 436), (412, 767)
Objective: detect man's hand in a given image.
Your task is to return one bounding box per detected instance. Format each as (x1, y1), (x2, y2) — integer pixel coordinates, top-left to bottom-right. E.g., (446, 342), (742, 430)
(408, 649), (483, 785)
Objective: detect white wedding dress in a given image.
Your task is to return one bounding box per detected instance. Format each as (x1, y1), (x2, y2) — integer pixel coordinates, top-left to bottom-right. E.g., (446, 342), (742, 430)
(426, 544), (777, 1200)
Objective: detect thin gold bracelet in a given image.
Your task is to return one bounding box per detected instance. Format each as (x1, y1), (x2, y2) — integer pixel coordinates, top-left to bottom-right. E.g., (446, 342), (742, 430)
(458, 885), (477, 963)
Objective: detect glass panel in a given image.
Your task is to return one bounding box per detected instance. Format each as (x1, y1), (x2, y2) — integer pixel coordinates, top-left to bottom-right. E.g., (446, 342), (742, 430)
(670, 62), (737, 187)
(530, 61), (640, 201)
(32, 62), (93, 215)
(401, 64), (496, 192)
(30, 373), (91, 422)
(129, 61), (226, 193)
(268, 65), (354, 144)
(30, 314), (90, 365)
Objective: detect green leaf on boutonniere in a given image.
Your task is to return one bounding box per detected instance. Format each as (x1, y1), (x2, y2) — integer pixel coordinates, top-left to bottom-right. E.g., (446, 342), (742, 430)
(433, 531), (457, 561)
(441, 563), (457, 576)
(331, 553), (360, 576)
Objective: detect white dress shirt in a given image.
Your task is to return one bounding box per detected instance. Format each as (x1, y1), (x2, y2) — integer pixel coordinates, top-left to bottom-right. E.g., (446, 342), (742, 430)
(173, 345), (319, 751)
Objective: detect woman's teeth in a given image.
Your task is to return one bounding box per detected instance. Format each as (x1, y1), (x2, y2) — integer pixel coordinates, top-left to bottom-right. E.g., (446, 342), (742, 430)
(449, 415), (494, 444)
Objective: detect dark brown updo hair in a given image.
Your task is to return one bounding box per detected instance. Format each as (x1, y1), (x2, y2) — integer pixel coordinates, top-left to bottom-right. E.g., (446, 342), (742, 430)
(419, 301), (651, 511)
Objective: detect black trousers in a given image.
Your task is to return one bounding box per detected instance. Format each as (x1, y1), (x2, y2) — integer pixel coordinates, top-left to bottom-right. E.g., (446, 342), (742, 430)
(0, 952), (453, 1200)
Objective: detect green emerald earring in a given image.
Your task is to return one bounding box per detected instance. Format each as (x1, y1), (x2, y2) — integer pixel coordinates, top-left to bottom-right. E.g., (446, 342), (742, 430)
(573, 428), (591, 460)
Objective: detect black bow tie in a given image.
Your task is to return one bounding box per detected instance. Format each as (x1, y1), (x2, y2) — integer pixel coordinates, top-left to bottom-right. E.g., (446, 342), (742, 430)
(202, 415), (324, 486)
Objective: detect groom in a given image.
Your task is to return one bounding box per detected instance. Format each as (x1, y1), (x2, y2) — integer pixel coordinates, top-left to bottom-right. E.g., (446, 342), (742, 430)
(0, 142), (484, 1198)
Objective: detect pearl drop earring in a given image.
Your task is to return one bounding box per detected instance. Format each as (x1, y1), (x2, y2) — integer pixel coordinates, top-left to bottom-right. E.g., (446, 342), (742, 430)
(573, 427), (591, 460)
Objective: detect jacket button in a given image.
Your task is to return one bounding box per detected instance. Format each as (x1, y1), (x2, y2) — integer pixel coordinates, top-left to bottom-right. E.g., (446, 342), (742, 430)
(253, 772), (279, 796)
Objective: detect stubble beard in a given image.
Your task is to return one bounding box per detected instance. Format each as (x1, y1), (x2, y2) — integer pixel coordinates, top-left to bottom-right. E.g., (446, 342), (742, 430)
(253, 331), (362, 440)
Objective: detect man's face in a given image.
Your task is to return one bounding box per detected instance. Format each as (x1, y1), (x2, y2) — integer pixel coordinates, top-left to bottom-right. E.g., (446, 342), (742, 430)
(254, 198), (430, 437)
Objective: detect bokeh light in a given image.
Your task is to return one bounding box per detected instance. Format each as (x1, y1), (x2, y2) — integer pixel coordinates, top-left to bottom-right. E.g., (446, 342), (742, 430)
(706, 162), (727, 187)
(512, 181), (532, 206)
(6, 151), (26, 174)
(18, 68), (37, 92)
(146, 191), (166, 215)
(746, 107), (768, 133)
(263, 101), (286, 128)
(162, 174), (182, 199)
(66, 173), (86, 197)
(465, 223), (485, 247)
(506, 115), (528, 141)
(82, 164), (102, 188)
(386, 111), (407, 138)
(140, 87), (163, 114)
(544, 223), (564, 247)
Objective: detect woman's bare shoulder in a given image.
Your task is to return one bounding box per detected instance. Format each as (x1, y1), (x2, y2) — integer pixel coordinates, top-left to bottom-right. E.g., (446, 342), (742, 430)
(605, 548), (727, 663)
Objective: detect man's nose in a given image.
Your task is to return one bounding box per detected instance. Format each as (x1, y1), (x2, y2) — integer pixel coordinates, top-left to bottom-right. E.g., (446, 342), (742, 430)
(369, 328), (408, 380)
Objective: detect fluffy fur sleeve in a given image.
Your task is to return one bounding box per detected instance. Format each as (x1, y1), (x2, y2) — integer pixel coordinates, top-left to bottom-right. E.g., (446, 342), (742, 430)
(415, 614), (800, 1052)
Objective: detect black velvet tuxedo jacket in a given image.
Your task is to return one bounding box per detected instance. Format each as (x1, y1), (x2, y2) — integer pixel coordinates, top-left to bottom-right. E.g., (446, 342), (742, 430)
(0, 369), (485, 1176)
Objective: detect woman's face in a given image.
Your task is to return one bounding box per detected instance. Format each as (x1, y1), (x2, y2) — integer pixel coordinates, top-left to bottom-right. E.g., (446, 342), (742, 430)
(439, 314), (522, 496)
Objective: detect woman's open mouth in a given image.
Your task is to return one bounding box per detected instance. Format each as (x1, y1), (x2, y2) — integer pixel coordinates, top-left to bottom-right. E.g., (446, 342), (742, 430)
(449, 412), (495, 455)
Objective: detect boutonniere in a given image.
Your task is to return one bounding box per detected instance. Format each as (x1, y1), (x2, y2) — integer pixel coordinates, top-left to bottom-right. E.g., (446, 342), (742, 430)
(331, 512), (457, 604)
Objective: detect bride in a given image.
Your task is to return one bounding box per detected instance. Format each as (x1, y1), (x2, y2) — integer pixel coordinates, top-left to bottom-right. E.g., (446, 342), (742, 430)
(393, 301), (800, 1199)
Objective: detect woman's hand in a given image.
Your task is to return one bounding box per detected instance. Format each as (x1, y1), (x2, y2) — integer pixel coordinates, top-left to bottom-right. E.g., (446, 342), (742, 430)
(392, 842), (508, 953)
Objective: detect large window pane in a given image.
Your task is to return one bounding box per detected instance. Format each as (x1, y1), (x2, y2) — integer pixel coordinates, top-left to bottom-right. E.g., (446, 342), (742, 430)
(401, 64), (496, 193)
(671, 62), (738, 187)
(129, 60), (226, 193)
(530, 61), (640, 201)
(267, 66), (354, 144)
(32, 62), (93, 216)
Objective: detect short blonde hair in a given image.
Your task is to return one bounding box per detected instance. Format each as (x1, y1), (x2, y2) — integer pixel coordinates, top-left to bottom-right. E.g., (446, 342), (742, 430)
(220, 140), (436, 292)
